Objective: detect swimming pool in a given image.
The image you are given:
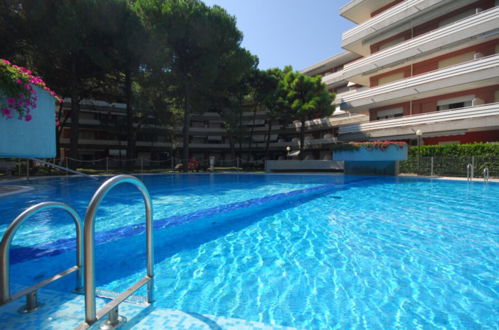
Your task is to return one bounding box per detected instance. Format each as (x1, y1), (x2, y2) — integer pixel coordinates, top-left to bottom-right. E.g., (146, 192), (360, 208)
(1, 174), (498, 328)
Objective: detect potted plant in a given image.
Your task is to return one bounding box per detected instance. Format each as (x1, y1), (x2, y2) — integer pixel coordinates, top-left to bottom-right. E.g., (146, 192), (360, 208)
(0, 59), (61, 158)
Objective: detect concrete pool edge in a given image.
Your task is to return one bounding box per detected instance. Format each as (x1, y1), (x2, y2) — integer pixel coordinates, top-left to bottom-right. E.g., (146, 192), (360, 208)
(0, 185), (33, 197)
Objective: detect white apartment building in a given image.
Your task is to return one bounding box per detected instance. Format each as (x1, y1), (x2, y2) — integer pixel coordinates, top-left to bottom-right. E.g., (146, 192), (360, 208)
(303, 0), (499, 145)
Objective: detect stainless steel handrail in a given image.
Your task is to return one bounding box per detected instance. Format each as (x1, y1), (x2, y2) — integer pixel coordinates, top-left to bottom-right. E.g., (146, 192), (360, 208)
(467, 163), (474, 181)
(81, 175), (154, 329)
(483, 168), (489, 183)
(0, 202), (83, 312)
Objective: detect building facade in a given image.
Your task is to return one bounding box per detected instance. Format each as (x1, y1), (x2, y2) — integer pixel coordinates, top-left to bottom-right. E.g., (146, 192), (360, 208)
(58, 100), (333, 165)
(308, 0), (499, 145)
(60, 0), (499, 165)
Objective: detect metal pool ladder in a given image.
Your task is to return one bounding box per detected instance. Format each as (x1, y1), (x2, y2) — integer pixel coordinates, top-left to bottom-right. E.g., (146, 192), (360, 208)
(0, 175), (154, 330)
(466, 163), (474, 181)
(483, 168), (490, 183)
(0, 202), (83, 312)
(77, 175), (154, 330)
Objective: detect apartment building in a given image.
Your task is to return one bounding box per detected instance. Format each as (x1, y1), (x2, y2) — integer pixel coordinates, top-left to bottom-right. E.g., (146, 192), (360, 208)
(58, 100), (324, 163)
(60, 0), (499, 164)
(58, 61), (365, 163)
(309, 0), (499, 145)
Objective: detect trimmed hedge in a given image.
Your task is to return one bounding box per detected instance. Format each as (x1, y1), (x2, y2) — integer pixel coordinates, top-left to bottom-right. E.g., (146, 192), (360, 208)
(408, 143), (499, 157)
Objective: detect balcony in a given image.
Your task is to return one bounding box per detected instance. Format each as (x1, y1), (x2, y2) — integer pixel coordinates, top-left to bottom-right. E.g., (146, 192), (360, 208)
(322, 71), (345, 88)
(341, 0), (465, 55)
(189, 126), (226, 134)
(340, 54), (499, 111)
(343, 6), (499, 83)
(301, 113), (369, 131)
(340, 0), (395, 24)
(301, 51), (359, 77)
(339, 102), (499, 140)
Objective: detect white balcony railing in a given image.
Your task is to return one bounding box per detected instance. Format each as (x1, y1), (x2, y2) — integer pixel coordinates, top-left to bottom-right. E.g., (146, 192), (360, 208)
(340, 0), (396, 24)
(322, 70), (346, 88)
(341, 54), (499, 110)
(342, 6), (499, 80)
(341, 0), (467, 52)
(339, 102), (499, 135)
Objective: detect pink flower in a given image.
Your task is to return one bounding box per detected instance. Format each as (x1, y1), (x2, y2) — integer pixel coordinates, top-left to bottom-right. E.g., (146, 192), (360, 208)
(7, 98), (15, 105)
(2, 108), (11, 116)
(16, 78), (22, 84)
(25, 114), (32, 122)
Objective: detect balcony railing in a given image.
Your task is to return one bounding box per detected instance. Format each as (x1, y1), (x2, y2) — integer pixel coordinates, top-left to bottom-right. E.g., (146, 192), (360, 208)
(341, 54), (499, 109)
(322, 70), (346, 88)
(341, 0), (465, 52)
(342, 6), (499, 80)
(339, 102), (499, 135)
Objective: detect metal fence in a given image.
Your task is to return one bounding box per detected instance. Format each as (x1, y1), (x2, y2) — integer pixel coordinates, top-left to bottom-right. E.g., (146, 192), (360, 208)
(2, 156), (497, 178)
(2, 157), (266, 177)
(400, 156), (499, 178)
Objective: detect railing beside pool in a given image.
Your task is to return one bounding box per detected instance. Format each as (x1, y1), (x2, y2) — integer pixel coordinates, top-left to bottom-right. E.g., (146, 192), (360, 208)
(0, 202), (83, 312)
(0, 175), (155, 330)
(78, 175), (154, 329)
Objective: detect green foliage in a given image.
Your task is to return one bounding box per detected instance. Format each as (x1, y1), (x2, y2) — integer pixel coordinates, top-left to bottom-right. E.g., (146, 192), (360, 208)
(135, 0), (257, 169)
(276, 69), (334, 158)
(400, 143), (499, 177)
(408, 143), (499, 157)
(279, 70), (334, 122)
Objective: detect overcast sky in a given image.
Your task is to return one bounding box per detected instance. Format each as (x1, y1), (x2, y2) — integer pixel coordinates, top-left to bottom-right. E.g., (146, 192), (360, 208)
(201, 0), (355, 71)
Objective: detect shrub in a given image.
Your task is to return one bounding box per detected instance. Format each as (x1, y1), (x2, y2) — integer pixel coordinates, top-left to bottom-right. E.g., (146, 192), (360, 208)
(409, 143), (499, 157)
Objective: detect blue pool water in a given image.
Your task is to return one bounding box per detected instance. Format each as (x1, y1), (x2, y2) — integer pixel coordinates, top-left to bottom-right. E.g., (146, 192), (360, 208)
(1, 174), (498, 328)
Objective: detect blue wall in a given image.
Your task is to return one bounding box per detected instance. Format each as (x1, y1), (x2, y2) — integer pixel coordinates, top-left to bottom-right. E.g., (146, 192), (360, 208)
(333, 145), (408, 161)
(0, 86), (56, 158)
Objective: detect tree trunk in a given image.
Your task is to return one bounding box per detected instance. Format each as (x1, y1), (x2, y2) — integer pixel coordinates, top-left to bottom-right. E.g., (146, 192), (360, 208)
(299, 119), (305, 160)
(247, 106), (257, 162)
(69, 59), (80, 169)
(69, 90), (80, 169)
(125, 69), (136, 163)
(55, 103), (68, 161)
(237, 104), (243, 159)
(264, 120), (273, 160)
(181, 87), (191, 172)
(228, 133), (236, 162)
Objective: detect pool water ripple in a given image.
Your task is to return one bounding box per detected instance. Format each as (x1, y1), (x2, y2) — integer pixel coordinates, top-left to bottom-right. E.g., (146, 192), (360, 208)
(1, 175), (498, 329)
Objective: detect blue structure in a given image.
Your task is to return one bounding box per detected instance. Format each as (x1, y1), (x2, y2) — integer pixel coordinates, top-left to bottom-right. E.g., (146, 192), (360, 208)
(333, 144), (408, 175)
(0, 86), (56, 158)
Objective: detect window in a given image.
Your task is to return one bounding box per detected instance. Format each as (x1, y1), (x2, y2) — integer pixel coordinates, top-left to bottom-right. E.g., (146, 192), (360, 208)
(438, 52), (474, 69)
(376, 107), (404, 120)
(438, 8), (477, 27)
(436, 95), (473, 111)
(377, 72), (405, 86)
(377, 36), (405, 52)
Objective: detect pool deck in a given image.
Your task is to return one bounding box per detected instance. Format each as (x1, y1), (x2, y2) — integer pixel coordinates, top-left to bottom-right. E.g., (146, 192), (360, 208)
(0, 288), (294, 330)
(0, 185), (33, 197)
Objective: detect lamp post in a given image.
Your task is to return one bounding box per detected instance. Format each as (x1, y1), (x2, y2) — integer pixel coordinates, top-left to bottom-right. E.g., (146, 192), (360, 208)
(285, 146), (291, 160)
(416, 129), (422, 175)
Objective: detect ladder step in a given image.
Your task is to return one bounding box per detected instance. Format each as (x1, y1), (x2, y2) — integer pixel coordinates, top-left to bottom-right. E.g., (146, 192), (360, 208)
(95, 289), (148, 306)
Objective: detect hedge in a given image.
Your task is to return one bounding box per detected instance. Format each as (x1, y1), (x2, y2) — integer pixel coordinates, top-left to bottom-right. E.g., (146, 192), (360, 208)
(408, 143), (499, 157)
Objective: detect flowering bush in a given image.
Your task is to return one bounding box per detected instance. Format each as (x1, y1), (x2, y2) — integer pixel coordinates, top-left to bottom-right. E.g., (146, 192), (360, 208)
(332, 141), (407, 151)
(0, 59), (62, 122)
